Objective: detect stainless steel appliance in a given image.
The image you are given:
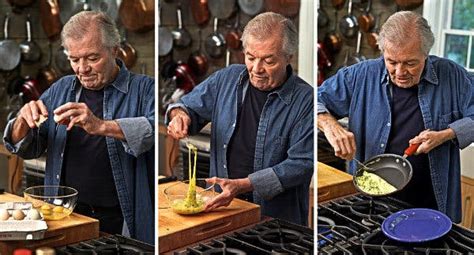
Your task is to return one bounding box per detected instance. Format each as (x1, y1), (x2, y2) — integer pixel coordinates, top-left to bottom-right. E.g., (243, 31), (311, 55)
(22, 157), (46, 192)
(173, 218), (314, 254)
(318, 194), (474, 254)
(55, 234), (154, 254)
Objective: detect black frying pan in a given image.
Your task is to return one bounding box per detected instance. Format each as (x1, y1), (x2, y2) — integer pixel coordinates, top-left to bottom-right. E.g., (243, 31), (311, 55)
(353, 143), (420, 197)
(339, 0), (358, 38)
(0, 14), (21, 71)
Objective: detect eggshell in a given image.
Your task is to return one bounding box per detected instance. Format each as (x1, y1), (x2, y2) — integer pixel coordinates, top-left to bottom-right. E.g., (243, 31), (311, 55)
(35, 115), (47, 127)
(53, 114), (61, 123)
(27, 209), (41, 220)
(0, 208), (9, 221)
(12, 209), (25, 220)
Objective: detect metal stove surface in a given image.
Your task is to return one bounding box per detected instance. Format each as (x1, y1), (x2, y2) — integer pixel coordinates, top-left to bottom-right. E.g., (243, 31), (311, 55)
(318, 194), (474, 254)
(55, 234), (154, 255)
(174, 219), (314, 254)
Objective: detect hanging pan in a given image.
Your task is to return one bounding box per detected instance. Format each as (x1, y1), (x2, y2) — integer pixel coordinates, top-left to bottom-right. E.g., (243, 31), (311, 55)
(339, 0), (358, 38)
(19, 14), (42, 64)
(205, 18), (226, 59)
(0, 14), (21, 71)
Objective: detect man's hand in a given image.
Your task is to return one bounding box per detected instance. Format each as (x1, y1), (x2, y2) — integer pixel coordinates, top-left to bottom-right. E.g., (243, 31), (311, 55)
(167, 108), (191, 139)
(204, 177), (253, 211)
(409, 128), (456, 154)
(11, 100), (49, 143)
(318, 113), (356, 160)
(53, 102), (103, 133)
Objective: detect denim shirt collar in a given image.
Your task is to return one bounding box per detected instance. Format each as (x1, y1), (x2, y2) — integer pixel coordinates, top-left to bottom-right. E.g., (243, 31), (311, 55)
(238, 65), (295, 105)
(69, 59), (131, 94)
(380, 56), (440, 86)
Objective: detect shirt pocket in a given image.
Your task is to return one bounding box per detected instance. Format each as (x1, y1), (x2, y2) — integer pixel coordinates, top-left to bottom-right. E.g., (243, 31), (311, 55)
(270, 136), (289, 163)
(439, 111), (460, 129)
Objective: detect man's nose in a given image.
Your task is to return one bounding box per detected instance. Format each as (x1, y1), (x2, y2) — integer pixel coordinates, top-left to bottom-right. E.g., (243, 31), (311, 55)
(253, 59), (264, 73)
(395, 64), (407, 75)
(77, 59), (90, 73)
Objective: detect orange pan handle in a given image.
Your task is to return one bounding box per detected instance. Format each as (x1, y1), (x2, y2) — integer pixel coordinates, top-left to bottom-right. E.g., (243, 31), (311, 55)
(404, 143), (421, 157)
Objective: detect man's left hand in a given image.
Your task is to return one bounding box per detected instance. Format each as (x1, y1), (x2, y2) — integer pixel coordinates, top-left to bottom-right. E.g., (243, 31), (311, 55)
(53, 102), (103, 133)
(204, 177), (253, 211)
(409, 128), (456, 154)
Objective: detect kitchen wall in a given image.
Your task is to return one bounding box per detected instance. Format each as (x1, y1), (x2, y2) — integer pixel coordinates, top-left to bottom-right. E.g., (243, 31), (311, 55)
(0, 0), (155, 132)
(318, 0), (422, 79)
(158, 0), (303, 116)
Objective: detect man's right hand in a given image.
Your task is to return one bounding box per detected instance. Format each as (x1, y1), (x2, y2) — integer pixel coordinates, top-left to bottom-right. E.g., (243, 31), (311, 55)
(12, 100), (49, 143)
(167, 108), (191, 139)
(318, 113), (356, 160)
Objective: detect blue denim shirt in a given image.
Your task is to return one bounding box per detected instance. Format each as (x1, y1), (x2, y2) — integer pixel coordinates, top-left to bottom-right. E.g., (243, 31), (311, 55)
(167, 64), (314, 225)
(318, 56), (474, 222)
(3, 61), (155, 243)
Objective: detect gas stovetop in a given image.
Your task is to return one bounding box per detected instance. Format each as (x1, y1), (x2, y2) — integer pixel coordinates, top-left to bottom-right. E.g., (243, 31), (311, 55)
(173, 219), (314, 254)
(318, 194), (474, 254)
(55, 234), (154, 255)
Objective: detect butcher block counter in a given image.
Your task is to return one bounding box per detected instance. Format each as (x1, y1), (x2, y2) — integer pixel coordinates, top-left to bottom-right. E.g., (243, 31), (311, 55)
(158, 181), (261, 253)
(0, 192), (99, 254)
(318, 162), (357, 202)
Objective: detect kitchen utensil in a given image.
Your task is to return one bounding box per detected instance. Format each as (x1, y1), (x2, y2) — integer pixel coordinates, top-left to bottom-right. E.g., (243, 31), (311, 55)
(205, 18), (226, 59)
(225, 15), (242, 50)
(90, 0), (121, 21)
(382, 208), (452, 242)
(346, 31), (366, 65)
(55, 46), (74, 75)
(117, 29), (137, 69)
(37, 43), (58, 89)
(265, 0), (300, 18)
(323, 10), (343, 54)
(59, 0), (92, 25)
(339, 0), (358, 38)
(190, 0), (210, 26)
(20, 76), (42, 103)
(163, 179), (216, 215)
(188, 30), (209, 77)
(208, 0), (236, 20)
(158, 175), (178, 184)
(395, 0), (423, 9)
(318, 2), (329, 28)
(171, 5), (192, 49)
(238, 0), (264, 16)
(331, 0), (346, 9)
(159, 8), (173, 57)
(0, 14), (21, 71)
(175, 61), (196, 93)
(367, 12), (382, 50)
(353, 158), (374, 171)
(353, 143), (420, 197)
(19, 14), (42, 64)
(39, 0), (62, 41)
(119, 0), (154, 33)
(23, 185), (78, 221)
(358, 0), (374, 32)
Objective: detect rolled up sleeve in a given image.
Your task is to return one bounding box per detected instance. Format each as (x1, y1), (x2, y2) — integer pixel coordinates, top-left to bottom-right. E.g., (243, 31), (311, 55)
(117, 117), (154, 157)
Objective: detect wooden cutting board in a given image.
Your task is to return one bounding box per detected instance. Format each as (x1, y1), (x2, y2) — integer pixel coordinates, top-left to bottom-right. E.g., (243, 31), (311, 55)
(318, 162), (357, 202)
(158, 181), (260, 253)
(0, 193), (99, 254)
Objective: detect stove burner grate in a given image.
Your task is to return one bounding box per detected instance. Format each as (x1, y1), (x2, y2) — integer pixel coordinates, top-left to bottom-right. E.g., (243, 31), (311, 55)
(55, 235), (154, 255)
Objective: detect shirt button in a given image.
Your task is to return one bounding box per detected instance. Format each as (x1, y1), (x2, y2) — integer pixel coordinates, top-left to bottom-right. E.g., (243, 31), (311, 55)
(56, 175), (60, 179)
(60, 153), (64, 157)
(223, 164), (227, 169)
(232, 123), (235, 128)
(380, 143), (385, 148)
(223, 144), (227, 149)
(387, 123), (391, 127)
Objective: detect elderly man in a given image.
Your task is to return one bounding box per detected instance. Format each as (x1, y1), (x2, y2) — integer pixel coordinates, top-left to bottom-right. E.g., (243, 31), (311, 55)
(318, 11), (474, 222)
(3, 11), (154, 243)
(166, 12), (313, 225)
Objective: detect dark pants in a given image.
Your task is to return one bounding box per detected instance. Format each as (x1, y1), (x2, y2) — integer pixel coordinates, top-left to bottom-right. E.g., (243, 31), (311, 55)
(75, 202), (124, 234)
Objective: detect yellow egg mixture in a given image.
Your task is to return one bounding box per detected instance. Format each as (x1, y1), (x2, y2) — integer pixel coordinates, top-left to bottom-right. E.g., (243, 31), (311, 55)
(170, 143), (206, 214)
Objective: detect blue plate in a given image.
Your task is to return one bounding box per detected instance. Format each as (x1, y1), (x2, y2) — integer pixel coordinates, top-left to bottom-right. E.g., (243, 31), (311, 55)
(382, 208), (452, 242)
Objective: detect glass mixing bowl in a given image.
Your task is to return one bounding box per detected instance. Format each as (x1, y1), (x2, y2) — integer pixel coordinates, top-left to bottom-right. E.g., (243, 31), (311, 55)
(163, 179), (215, 215)
(24, 185), (78, 220)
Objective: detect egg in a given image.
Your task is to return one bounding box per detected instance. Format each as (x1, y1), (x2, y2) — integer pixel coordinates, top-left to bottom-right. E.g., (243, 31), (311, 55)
(34, 115), (47, 127)
(53, 206), (63, 213)
(0, 208), (9, 221)
(53, 114), (61, 123)
(40, 204), (52, 215)
(27, 209), (41, 220)
(12, 209), (25, 220)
